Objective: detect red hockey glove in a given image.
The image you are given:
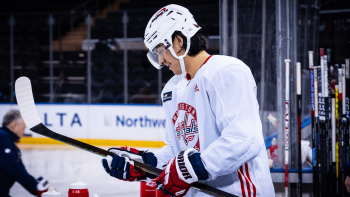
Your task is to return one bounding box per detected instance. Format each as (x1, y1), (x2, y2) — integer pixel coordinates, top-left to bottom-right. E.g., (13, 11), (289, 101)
(154, 148), (207, 197)
(36, 176), (49, 197)
(102, 146), (157, 181)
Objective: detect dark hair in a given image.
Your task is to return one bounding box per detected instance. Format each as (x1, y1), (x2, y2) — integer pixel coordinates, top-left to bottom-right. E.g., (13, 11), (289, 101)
(171, 30), (207, 57)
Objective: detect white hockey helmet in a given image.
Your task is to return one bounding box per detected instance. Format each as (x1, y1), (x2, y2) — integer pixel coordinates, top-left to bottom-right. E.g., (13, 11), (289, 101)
(144, 4), (201, 75)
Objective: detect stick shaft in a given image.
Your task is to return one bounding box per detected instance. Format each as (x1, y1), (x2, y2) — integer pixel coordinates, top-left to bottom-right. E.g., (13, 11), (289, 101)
(335, 64), (340, 196)
(341, 65), (346, 195)
(313, 66), (320, 197)
(319, 48), (326, 196)
(346, 60), (350, 196)
(324, 54), (330, 197)
(284, 59), (291, 197)
(309, 51), (318, 196)
(338, 68), (344, 196)
(296, 62), (302, 197)
(309, 51), (318, 197)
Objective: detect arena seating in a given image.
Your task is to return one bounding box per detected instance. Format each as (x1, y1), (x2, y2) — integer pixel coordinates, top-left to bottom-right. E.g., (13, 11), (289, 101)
(0, 0), (219, 104)
(88, 0), (219, 103)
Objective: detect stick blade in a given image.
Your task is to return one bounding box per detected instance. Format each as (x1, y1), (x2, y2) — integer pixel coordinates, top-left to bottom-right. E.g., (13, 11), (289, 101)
(15, 77), (41, 129)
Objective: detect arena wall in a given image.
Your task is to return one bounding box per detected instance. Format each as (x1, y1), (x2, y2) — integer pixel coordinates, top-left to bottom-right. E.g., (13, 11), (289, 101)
(0, 104), (166, 147)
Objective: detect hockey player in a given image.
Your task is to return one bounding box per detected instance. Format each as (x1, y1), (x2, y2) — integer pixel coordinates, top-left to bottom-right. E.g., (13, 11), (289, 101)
(102, 4), (274, 197)
(0, 110), (49, 197)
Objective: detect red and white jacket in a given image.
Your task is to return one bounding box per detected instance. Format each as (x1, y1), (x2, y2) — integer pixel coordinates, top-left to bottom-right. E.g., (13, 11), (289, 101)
(155, 55), (275, 197)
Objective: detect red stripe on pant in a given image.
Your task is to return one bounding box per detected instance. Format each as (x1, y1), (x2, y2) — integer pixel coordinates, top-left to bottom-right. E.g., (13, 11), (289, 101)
(240, 166), (252, 197)
(237, 169), (247, 197)
(244, 163), (256, 197)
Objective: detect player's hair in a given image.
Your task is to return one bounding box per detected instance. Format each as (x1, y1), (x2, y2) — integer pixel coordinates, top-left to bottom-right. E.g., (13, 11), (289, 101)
(171, 30), (207, 57)
(2, 109), (21, 127)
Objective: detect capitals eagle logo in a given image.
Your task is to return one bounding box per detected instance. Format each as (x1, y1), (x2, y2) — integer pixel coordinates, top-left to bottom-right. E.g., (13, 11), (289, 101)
(172, 102), (200, 151)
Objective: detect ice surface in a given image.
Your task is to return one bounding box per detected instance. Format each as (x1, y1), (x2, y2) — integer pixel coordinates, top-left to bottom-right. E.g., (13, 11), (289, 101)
(10, 146), (160, 197)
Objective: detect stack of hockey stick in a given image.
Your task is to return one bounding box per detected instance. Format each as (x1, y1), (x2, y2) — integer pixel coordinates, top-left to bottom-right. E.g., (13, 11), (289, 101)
(304, 49), (350, 197)
(284, 50), (349, 196)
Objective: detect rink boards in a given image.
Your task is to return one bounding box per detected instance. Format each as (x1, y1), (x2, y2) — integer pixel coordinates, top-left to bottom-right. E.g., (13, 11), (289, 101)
(0, 104), (166, 147)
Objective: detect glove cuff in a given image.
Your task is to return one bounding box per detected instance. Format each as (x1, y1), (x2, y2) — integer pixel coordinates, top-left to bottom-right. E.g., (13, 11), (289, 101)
(143, 152), (157, 167)
(175, 148), (199, 184)
(108, 147), (157, 167)
(188, 152), (208, 180)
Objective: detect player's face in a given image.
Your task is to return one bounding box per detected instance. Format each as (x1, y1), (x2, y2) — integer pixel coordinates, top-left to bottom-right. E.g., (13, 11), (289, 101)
(13, 118), (26, 138)
(155, 45), (182, 75)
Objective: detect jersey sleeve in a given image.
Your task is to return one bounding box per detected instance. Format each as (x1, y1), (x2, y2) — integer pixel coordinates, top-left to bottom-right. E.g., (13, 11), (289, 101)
(201, 63), (263, 180)
(0, 137), (37, 195)
(154, 142), (175, 169)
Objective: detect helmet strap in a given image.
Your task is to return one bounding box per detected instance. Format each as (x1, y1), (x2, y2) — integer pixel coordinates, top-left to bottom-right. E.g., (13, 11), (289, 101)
(179, 57), (186, 78)
(169, 37), (191, 78)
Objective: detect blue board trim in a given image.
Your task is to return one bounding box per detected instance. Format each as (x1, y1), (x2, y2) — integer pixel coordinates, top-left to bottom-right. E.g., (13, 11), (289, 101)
(270, 168), (313, 173)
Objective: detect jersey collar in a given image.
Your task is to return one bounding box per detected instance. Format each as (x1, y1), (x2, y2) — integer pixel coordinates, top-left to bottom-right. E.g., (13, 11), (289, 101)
(186, 55), (214, 81)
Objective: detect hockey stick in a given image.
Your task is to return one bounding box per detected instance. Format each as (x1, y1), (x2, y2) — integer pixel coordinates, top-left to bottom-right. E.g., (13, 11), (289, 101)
(319, 48), (329, 196)
(326, 50), (334, 197)
(284, 59), (291, 197)
(296, 62), (302, 197)
(15, 77), (238, 197)
(341, 64), (346, 195)
(346, 59), (350, 194)
(335, 64), (339, 196)
(319, 48), (326, 197)
(331, 78), (336, 197)
(338, 67), (344, 196)
(308, 52), (318, 197)
(313, 65), (320, 197)
(333, 65), (339, 197)
(323, 54), (330, 197)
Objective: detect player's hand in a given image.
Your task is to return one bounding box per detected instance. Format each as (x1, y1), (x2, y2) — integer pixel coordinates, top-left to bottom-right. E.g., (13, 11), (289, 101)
(102, 146), (157, 181)
(345, 176), (350, 193)
(36, 176), (49, 197)
(154, 148), (208, 197)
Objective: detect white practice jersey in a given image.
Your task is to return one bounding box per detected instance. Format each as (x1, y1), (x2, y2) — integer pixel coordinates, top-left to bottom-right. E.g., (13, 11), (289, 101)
(154, 55), (275, 197)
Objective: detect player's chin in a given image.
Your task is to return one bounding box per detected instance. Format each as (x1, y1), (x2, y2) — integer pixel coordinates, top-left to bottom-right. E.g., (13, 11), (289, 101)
(171, 69), (181, 75)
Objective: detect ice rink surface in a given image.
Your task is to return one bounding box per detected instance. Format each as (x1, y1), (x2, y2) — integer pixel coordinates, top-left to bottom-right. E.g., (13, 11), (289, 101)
(9, 145), (315, 197)
(10, 145), (160, 197)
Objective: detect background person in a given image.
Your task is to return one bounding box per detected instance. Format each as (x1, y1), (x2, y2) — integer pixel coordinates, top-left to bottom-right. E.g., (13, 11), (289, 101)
(0, 109), (49, 197)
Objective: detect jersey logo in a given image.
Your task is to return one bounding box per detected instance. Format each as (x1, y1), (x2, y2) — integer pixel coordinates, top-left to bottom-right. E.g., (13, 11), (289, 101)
(194, 84), (200, 92)
(172, 103), (200, 151)
(175, 112), (198, 145)
(163, 91), (172, 103)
